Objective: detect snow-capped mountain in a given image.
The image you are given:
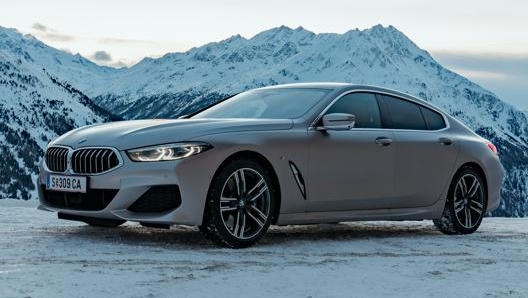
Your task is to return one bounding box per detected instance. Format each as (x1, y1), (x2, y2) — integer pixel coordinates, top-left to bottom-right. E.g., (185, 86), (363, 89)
(0, 25), (526, 216)
(0, 27), (117, 200)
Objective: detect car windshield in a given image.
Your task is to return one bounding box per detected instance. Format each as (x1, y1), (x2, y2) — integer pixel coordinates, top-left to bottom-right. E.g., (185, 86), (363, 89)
(192, 88), (331, 119)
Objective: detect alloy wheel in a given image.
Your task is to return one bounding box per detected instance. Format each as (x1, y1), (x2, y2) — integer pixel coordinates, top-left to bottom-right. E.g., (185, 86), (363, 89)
(219, 168), (271, 240)
(453, 173), (485, 229)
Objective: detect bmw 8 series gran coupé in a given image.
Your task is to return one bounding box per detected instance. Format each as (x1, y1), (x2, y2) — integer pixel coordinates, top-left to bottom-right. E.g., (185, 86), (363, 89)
(38, 83), (503, 248)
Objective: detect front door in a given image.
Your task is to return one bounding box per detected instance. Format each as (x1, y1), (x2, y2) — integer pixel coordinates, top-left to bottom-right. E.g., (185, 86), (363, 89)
(307, 92), (396, 211)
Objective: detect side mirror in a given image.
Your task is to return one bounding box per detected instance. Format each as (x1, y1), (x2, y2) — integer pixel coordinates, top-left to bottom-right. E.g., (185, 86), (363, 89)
(321, 113), (356, 131)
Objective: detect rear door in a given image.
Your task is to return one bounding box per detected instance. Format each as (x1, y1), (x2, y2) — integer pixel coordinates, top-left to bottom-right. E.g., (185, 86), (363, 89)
(379, 94), (459, 207)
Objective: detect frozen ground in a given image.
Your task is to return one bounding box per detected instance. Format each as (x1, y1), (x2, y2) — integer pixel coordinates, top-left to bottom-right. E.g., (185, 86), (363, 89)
(0, 201), (527, 298)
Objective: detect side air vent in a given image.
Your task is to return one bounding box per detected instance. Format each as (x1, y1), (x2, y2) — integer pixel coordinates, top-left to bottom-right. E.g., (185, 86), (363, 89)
(289, 161), (306, 199)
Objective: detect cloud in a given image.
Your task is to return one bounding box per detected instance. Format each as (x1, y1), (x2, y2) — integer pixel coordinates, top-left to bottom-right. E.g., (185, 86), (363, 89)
(30, 23), (75, 42)
(86, 51), (132, 68)
(431, 51), (528, 80)
(431, 51), (528, 109)
(31, 23), (49, 32)
(44, 32), (75, 42)
(59, 48), (73, 54)
(91, 50), (113, 62)
(448, 69), (508, 80)
(109, 60), (129, 68)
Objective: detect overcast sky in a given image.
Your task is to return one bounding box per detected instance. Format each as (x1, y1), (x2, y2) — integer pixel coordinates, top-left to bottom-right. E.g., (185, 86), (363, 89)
(1, 0), (527, 110)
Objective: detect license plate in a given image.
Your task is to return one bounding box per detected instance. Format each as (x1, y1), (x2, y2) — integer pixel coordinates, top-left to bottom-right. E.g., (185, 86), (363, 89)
(46, 175), (87, 193)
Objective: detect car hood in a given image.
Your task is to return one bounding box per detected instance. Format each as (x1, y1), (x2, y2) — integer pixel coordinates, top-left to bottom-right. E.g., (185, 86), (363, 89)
(51, 118), (293, 150)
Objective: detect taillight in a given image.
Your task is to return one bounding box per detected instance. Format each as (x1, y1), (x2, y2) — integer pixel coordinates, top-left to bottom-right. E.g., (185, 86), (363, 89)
(487, 142), (498, 155)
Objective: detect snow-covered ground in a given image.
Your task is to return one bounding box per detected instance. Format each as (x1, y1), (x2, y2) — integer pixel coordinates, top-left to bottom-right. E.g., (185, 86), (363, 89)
(1, 201), (526, 298)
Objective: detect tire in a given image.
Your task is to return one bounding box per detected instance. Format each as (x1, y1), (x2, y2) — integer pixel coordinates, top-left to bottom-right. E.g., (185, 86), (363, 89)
(434, 167), (487, 234)
(200, 159), (277, 248)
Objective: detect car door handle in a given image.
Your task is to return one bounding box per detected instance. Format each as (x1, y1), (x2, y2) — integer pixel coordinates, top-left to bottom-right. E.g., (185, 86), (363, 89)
(438, 137), (453, 146)
(375, 137), (393, 146)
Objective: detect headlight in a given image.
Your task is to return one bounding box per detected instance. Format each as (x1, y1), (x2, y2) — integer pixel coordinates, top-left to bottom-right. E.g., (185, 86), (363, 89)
(127, 142), (212, 162)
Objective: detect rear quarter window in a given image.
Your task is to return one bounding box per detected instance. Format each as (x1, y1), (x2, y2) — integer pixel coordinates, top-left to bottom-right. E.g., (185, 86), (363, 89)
(382, 95), (426, 130)
(420, 106), (446, 130)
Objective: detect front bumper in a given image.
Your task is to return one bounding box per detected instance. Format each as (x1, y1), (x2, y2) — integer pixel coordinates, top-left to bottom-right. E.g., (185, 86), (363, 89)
(38, 150), (214, 225)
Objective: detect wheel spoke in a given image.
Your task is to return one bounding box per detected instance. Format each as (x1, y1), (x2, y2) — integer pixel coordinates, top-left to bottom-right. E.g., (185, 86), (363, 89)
(251, 205), (267, 219)
(246, 211), (264, 228)
(469, 183), (480, 198)
(467, 180), (480, 197)
(471, 200), (483, 209)
(221, 206), (238, 212)
(221, 197), (238, 202)
(233, 170), (244, 196)
(220, 197), (238, 212)
(465, 206), (472, 227)
(248, 184), (268, 202)
(454, 200), (465, 214)
(233, 210), (241, 234)
(247, 178), (265, 196)
(233, 174), (240, 196)
(470, 205), (483, 215)
(469, 197), (483, 217)
(458, 178), (468, 194)
(247, 205), (267, 227)
(236, 210), (246, 238)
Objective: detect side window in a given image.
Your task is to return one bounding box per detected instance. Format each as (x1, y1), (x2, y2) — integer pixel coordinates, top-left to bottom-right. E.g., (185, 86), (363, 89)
(325, 93), (381, 128)
(420, 106), (446, 130)
(382, 95), (426, 130)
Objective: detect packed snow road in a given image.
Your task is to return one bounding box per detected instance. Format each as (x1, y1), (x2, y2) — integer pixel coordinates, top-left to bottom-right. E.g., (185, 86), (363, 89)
(0, 201), (527, 298)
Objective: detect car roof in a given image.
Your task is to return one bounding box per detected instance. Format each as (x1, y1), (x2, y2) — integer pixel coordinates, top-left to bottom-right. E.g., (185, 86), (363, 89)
(257, 83), (414, 98)
(256, 82), (352, 91)
(255, 82), (445, 115)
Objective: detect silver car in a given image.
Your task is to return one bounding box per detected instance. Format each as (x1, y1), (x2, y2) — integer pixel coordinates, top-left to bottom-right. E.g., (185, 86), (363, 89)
(38, 83), (504, 248)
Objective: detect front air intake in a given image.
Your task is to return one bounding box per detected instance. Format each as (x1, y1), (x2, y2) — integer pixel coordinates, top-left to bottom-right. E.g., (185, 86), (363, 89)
(128, 185), (182, 213)
(41, 184), (118, 211)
